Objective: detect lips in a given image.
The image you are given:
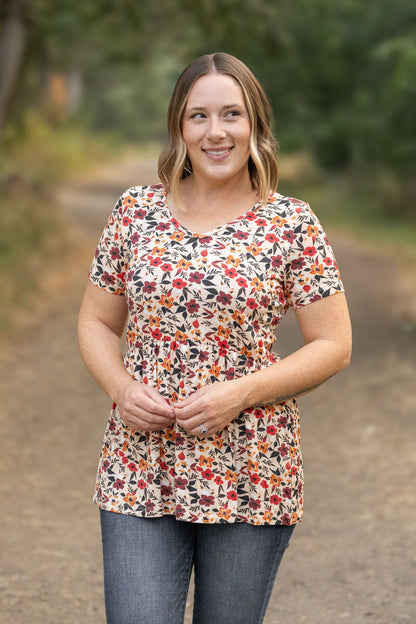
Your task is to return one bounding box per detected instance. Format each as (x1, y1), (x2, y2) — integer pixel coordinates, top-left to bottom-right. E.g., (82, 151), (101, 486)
(202, 147), (234, 158)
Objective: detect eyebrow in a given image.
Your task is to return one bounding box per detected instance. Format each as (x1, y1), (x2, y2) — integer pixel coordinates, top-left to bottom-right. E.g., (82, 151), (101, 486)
(186, 103), (245, 112)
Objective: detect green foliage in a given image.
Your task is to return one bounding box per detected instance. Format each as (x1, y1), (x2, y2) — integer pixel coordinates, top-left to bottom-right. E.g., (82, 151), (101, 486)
(0, 116), (120, 332)
(3, 112), (116, 182)
(280, 167), (416, 259)
(3, 0), (416, 217)
(4, 0), (413, 334)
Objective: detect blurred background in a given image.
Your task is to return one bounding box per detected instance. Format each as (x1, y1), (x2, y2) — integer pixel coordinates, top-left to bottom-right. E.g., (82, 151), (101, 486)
(1, 2), (416, 622)
(0, 0), (415, 328)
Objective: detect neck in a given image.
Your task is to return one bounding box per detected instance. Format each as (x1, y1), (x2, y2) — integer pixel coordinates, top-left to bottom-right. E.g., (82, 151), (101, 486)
(179, 172), (255, 212)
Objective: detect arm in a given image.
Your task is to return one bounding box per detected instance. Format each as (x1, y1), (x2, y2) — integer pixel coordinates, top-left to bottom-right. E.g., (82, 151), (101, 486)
(242, 291), (351, 406)
(77, 282), (174, 430)
(174, 292), (351, 435)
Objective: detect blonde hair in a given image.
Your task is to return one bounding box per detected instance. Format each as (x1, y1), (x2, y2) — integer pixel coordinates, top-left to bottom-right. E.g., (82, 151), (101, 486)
(158, 53), (278, 207)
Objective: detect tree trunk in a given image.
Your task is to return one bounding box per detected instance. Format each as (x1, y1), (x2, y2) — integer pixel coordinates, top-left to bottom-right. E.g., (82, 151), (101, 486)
(0, 0), (27, 141)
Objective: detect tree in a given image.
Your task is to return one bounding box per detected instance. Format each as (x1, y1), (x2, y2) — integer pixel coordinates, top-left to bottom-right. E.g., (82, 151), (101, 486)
(0, 0), (28, 140)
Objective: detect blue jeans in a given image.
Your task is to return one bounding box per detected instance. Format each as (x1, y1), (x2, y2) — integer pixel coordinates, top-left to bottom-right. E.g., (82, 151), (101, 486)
(100, 509), (294, 624)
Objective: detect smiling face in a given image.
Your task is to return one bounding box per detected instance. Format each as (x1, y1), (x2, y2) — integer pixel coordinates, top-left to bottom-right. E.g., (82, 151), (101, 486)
(181, 73), (252, 187)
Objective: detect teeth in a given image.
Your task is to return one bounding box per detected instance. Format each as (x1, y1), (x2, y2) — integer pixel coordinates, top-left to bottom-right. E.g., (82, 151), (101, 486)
(205, 148), (231, 155)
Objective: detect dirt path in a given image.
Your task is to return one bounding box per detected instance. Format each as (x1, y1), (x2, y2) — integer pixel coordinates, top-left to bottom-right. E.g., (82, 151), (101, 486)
(1, 157), (415, 623)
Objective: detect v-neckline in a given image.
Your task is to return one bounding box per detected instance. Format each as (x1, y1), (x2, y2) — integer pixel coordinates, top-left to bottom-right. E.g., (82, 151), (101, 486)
(160, 187), (263, 238)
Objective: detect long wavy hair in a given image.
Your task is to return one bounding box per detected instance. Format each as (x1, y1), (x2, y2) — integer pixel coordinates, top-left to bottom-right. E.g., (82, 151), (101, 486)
(158, 53), (278, 207)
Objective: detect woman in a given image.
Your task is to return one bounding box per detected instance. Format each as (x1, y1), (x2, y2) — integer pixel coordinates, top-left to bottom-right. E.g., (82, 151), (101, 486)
(78, 52), (351, 624)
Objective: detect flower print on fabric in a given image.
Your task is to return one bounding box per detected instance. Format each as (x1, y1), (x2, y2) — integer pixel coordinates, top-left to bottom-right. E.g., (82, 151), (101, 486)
(89, 185), (344, 525)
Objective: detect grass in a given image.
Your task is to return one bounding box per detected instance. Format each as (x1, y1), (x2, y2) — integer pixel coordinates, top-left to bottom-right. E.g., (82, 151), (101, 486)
(0, 114), (126, 335)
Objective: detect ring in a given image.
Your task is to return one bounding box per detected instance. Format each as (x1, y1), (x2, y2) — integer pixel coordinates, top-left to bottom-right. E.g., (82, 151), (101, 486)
(199, 423), (208, 434)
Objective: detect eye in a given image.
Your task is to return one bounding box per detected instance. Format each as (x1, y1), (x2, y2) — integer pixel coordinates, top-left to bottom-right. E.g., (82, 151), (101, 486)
(190, 112), (206, 120)
(224, 109), (242, 120)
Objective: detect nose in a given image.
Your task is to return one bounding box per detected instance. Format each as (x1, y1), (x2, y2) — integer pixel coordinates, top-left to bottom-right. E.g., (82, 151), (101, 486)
(206, 115), (226, 141)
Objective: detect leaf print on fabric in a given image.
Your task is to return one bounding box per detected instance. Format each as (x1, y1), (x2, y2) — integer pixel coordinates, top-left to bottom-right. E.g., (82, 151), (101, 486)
(89, 185), (344, 526)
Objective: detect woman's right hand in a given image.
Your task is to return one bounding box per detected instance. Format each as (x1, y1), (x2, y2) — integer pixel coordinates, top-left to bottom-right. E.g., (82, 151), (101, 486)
(116, 380), (175, 432)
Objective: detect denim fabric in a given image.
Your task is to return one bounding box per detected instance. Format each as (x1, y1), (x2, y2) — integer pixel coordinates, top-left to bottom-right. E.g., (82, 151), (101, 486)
(100, 509), (294, 624)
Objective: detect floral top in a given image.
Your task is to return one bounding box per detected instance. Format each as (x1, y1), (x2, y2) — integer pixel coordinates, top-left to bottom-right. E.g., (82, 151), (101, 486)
(89, 184), (344, 525)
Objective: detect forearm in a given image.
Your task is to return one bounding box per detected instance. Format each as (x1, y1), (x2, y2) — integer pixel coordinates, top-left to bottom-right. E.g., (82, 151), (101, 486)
(78, 318), (131, 404)
(236, 337), (350, 410)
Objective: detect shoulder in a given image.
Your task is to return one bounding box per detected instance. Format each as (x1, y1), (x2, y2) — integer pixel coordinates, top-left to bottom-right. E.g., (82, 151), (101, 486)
(264, 192), (316, 227)
(112, 183), (165, 218)
(117, 183), (164, 205)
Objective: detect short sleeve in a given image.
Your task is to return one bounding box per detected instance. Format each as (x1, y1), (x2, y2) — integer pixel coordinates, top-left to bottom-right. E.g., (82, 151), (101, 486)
(284, 203), (344, 309)
(88, 192), (129, 295)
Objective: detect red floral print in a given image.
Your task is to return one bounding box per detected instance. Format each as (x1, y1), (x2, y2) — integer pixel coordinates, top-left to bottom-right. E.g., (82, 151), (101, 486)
(89, 185), (344, 525)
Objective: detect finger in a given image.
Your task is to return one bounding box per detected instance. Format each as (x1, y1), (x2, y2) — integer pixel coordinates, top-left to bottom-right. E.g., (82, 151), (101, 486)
(123, 411), (175, 430)
(176, 413), (206, 432)
(128, 403), (174, 425)
(191, 423), (212, 438)
(172, 386), (207, 408)
(172, 394), (196, 409)
(137, 413), (175, 428)
(144, 385), (174, 409)
(173, 392), (208, 419)
(173, 404), (202, 420)
(129, 390), (174, 418)
(122, 391), (174, 424)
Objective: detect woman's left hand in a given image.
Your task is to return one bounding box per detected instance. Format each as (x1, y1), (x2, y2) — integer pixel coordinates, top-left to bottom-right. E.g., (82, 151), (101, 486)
(173, 380), (245, 437)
